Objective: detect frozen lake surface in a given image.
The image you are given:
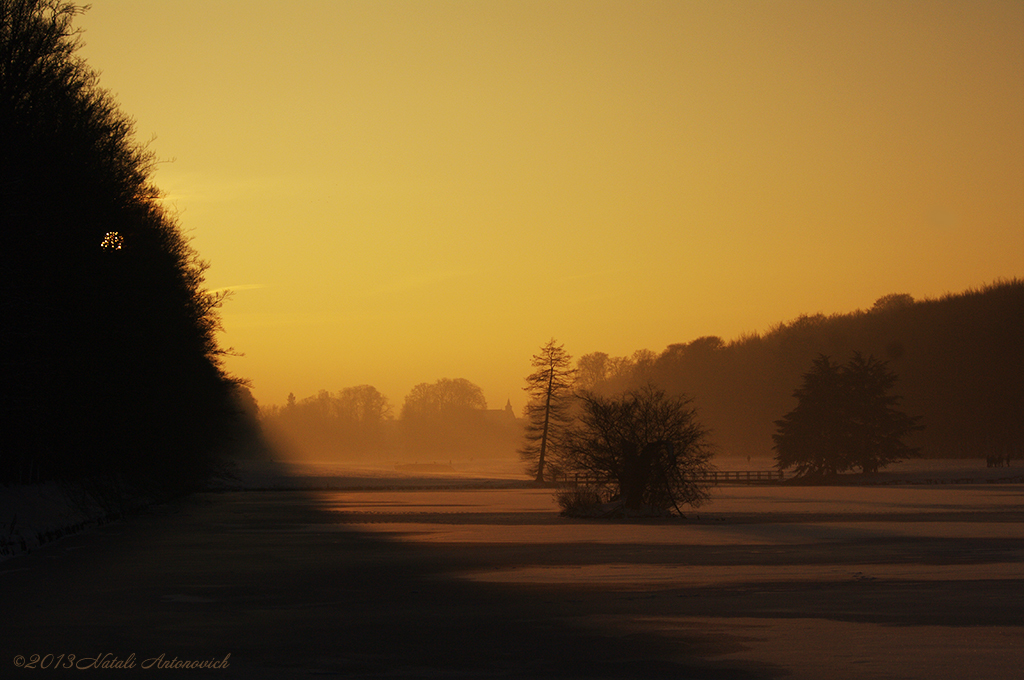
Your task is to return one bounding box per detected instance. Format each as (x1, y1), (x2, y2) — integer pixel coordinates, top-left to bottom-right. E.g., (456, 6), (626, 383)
(319, 483), (1023, 679)
(2, 463), (1021, 679)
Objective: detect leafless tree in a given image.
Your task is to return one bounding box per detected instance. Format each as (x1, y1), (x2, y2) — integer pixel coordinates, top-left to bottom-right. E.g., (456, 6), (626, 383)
(559, 385), (715, 516)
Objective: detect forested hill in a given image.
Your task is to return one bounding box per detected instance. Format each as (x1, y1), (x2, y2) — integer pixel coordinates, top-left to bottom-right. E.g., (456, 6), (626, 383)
(583, 279), (1023, 459)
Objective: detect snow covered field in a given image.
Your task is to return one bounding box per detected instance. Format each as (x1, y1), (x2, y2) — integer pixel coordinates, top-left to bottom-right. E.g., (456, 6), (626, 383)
(315, 480), (1023, 680)
(3, 460), (1021, 678)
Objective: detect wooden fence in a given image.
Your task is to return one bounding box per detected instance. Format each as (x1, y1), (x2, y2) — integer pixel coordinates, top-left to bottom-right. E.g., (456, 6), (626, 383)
(555, 469), (784, 486)
(700, 470), (785, 483)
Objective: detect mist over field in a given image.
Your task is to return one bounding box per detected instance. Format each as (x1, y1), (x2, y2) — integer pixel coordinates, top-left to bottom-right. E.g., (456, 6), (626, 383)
(253, 280), (1023, 470)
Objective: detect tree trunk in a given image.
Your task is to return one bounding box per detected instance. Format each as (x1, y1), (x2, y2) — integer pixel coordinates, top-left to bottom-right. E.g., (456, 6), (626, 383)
(535, 366), (555, 482)
(618, 442), (655, 511)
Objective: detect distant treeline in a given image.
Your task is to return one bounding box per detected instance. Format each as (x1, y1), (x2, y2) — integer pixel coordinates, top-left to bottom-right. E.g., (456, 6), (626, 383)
(261, 379), (522, 462)
(579, 280), (1023, 459)
(1, 1), (259, 493)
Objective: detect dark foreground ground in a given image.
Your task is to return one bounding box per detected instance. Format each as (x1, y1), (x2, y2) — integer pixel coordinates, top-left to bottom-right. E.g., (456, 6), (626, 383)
(2, 484), (1022, 679)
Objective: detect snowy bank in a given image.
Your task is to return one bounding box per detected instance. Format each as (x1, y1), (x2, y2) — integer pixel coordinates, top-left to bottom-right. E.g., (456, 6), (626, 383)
(0, 480), (150, 562)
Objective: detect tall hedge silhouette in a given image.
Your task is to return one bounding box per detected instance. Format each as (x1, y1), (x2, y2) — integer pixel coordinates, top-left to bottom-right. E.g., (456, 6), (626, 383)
(1, 0), (240, 491)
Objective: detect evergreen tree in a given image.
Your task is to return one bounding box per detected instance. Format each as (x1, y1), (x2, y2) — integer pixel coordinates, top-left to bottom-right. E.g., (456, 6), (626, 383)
(773, 353), (921, 476)
(772, 355), (846, 476)
(841, 352), (923, 473)
(519, 339), (575, 482)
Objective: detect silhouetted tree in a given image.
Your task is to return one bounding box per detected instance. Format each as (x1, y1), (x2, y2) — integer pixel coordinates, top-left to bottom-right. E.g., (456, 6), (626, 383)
(1, 0), (239, 491)
(871, 293), (914, 313)
(520, 339), (575, 482)
(335, 385), (393, 454)
(338, 384), (393, 425)
(558, 385), (715, 516)
(771, 355), (847, 476)
(402, 378), (487, 418)
(400, 378), (488, 458)
(575, 352), (610, 392)
(575, 350), (641, 395)
(773, 352), (922, 476)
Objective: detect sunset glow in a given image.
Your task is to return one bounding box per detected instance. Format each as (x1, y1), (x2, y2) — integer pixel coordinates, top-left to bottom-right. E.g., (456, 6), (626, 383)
(76, 0), (1024, 410)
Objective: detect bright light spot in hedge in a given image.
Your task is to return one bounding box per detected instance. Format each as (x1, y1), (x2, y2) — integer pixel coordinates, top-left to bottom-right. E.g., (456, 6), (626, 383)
(101, 231), (123, 250)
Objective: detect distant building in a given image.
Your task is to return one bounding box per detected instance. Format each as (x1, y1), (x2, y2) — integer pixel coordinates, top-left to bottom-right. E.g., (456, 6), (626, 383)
(482, 398), (518, 425)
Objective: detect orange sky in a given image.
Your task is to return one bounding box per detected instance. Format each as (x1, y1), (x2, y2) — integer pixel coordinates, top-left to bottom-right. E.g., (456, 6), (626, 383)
(76, 0), (1024, 413)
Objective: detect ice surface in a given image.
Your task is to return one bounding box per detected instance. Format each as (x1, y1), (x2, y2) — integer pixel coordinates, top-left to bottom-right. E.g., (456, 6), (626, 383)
(3, 458), (1020, 680)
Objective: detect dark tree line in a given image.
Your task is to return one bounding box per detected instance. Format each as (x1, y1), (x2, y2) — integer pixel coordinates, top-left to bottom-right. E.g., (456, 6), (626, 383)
(577, 280), (1022, 460)
(260, 386), (394, 460)
(261, 379), (522, 461)
(2, 1), (248, 492)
